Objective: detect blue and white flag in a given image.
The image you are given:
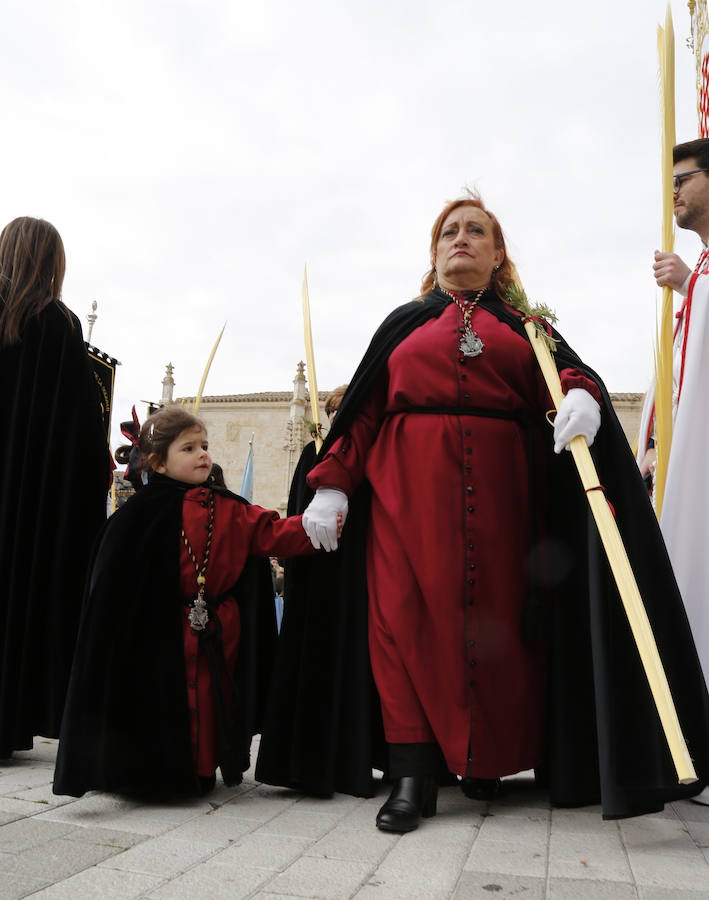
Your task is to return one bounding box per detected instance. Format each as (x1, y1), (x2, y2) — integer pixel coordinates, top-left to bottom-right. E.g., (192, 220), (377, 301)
(240, 434), (254, 502)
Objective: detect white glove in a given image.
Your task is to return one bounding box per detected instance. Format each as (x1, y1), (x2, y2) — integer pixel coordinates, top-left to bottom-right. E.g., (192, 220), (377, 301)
(553, 388), (601, 454)
(302, 487), (349, 552)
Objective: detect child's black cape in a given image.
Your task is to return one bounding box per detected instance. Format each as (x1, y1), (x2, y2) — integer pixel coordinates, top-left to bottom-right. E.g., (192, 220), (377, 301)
(53, 474), (276, 797)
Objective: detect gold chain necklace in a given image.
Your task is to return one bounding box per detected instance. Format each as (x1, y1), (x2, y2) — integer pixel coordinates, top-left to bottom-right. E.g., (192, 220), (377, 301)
(182, 491), (215, 632)
(440, 287), (485, 358)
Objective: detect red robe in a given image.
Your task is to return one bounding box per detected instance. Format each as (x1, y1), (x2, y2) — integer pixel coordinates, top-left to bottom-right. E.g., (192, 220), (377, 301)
(179, 488), (312, 776)
(308, 301), (597, 778)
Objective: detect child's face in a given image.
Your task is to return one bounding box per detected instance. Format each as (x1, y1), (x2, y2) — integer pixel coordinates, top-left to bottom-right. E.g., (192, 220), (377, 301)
(154, 427), (212, 485)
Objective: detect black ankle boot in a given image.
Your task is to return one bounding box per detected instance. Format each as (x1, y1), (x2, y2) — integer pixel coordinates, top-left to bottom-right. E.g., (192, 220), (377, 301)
(375, 775), (438, 833)
(461, 776), (501, 801)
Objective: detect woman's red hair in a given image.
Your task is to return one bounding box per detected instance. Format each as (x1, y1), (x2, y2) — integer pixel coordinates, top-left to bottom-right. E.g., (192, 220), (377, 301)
(419, 191), (519, 300)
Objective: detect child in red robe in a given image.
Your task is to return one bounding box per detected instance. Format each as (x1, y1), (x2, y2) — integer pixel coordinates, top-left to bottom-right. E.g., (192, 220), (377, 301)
(54, 407), (318, 797)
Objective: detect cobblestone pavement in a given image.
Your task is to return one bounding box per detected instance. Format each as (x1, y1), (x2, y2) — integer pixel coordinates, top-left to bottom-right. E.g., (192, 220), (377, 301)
(1, 738), (709, 899)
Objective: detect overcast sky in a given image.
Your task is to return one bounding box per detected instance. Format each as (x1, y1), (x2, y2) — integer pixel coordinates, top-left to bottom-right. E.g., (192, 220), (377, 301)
(3, 0), (704, 447)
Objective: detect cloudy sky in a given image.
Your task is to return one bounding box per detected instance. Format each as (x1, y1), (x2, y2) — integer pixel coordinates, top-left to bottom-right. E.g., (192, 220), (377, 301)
(3, 0), (704, 446)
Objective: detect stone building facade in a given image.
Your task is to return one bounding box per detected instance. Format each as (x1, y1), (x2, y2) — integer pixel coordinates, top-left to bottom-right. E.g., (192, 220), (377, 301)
(179, 362), (327, 513)
(168, 364), (645, 513)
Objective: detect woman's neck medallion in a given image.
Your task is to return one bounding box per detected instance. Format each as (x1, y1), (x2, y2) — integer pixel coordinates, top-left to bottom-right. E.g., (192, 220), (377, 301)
(441, 287), (485, 359)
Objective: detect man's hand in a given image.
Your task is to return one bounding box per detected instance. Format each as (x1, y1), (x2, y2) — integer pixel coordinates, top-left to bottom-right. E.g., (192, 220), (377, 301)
(639, 448), (656, 478)
(653, 251), (691, 292)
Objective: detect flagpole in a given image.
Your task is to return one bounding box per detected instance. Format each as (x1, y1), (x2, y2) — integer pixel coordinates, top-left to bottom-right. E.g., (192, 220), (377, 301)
(240, 432), (255, 502)
(302, 266), (323, 452)
(654, 7), (676, 518)
(524, 320), (696, 784)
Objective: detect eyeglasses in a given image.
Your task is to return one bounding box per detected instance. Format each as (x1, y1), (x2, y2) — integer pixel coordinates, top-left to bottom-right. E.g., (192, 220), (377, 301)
(672, 168), (709, 194)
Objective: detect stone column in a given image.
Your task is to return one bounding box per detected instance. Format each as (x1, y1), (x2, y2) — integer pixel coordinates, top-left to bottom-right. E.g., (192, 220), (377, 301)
(282, 361), (307, 507)
(161, 363), (175, 406)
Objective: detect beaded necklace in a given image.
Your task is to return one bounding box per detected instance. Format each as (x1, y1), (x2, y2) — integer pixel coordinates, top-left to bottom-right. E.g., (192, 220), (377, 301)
(439, 286), (485, 359)
(182, 491), (215, 632)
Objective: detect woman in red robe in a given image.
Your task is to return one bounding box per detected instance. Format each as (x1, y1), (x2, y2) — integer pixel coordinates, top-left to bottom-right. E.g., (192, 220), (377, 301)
(300, 194), (602, 832)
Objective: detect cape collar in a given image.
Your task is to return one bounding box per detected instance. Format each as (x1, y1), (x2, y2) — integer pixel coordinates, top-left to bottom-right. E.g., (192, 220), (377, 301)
(147, 472), (205, 492)
(429, 285), (499, 307)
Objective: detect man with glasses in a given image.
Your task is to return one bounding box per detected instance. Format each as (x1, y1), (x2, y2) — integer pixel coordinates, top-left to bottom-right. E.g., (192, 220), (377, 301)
(638, 138), (709, 805)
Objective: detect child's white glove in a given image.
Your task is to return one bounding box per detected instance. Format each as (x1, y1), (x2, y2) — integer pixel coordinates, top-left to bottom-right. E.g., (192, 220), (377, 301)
(302, 487), (349, 551)
(553, 388), (601, 454)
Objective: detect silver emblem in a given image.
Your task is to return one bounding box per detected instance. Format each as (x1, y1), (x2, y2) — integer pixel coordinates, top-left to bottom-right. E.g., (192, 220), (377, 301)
(189, 592), (209, 631)
(460, 328), (484, 358)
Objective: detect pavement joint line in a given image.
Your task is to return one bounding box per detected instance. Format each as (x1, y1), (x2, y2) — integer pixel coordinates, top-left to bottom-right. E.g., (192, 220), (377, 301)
(543, 802), (552, 896)
(616, 817), (640, 893)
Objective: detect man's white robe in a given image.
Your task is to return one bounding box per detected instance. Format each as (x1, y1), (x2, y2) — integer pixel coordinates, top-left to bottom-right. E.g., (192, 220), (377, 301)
(638, 249), (709, 689)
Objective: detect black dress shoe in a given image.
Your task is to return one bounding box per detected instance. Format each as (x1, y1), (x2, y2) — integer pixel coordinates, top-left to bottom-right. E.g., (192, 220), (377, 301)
(375, 775), (438, 833)
(461, 777), (501, 801)
(198, 773), (216, 795)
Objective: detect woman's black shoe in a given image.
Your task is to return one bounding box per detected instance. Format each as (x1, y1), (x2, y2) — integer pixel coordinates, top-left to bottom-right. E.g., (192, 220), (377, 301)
(375, 775), (438, 833)
(461, 776), (501, 801)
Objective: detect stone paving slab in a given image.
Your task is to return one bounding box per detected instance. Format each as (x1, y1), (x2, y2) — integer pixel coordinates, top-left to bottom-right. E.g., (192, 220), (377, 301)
(305, 824), (398, 865)
(213, 832), (313, 872)
(0, 818), (76, 852)
(146, 858), (272, 899)
(165, 812), (258, 847)
(30, 866), (164, 898)
(0, 769), (57, 792)
(96, 832), (221, 878)
(549, 828), (634, 882)
(547, 878), (639, 898)
(0, 811), (24, 828)
(0, 834), (125, 881)
(266, 855), (373, 898)
(356, 823), (475, 899)
(1, 740), (709, 899)
(453, 871), (546, 898)
(1, 870), (55, 900)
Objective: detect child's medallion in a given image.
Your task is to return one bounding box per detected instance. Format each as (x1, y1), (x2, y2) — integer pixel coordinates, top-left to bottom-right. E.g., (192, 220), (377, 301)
(189, 590), (209, 631)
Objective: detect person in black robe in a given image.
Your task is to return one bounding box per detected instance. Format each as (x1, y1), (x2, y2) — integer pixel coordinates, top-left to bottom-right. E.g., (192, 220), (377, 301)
(256, 198), (709, 826)
(0, 217), (110, 758)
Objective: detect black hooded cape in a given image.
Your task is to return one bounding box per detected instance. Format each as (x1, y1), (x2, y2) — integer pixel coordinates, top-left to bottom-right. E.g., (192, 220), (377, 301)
(0, 302), (110, 757)
(53, 474), (276, 797)
(256, 287), (709, 818)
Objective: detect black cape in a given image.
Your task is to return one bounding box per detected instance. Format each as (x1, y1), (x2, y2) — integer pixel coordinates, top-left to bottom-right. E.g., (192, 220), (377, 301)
(256, 288), (709, 818)
(0, 302), (110, 757)
(53, 474), (277, 797)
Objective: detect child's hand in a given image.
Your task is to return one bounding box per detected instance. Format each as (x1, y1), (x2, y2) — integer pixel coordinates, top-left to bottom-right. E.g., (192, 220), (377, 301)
(336, 512), (343, 538)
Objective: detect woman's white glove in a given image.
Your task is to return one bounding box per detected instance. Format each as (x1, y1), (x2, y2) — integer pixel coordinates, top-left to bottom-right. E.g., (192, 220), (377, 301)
(302, 487), (349, 551)
(553, 388), (601, 454)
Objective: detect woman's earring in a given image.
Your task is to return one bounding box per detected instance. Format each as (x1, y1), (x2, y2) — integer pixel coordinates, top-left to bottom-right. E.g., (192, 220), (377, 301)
(432, 265), (437, 288)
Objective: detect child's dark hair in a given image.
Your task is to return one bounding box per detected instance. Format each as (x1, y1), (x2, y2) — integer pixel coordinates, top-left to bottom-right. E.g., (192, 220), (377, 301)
(139, 407), (206, 471)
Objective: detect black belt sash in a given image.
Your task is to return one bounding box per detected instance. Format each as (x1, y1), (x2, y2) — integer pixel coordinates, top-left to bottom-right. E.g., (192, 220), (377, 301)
(183, 592), (243, 785)
(386, 405), (534, 425)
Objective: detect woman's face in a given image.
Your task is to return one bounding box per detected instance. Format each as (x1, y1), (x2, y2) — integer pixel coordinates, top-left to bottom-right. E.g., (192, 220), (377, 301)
(434, 206), (503, 291)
